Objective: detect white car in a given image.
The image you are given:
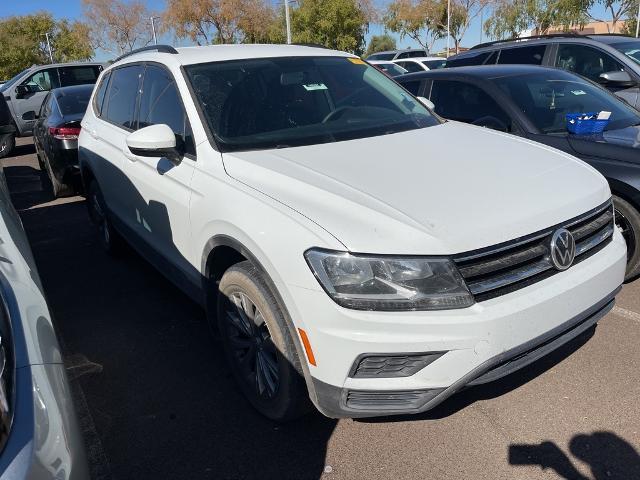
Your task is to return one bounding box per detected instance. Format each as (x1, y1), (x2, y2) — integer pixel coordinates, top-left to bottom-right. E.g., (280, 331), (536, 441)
(393, 56), (447, 73)
(367, 60), (408, 77)
(78, 44), (626, 420)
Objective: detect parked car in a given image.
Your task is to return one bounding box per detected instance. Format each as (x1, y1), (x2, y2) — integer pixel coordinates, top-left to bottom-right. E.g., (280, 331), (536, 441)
(0, 95), (15, 159)
(366, 48), (429, 61)
(79, 44), (625, 420)
(0, 63), (103, 157)
(368, 60), (408, 77)
(393, 56), (447, 73)
(0, 161), (89, 477)
(396, 64), (640, 280)
(446, 34), (640, 109)
(32, 84), (92, 197)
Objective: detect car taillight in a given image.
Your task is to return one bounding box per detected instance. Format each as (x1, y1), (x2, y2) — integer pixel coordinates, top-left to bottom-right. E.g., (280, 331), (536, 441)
(49, 127), (81, 140)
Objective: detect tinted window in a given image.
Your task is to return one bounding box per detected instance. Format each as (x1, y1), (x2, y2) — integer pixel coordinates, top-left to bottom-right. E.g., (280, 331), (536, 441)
(556, 44), (624, 82)
(611, 40), (640, 66)
(39, 92), (53, 117)
(372, 63), (407, 77)
(103, 65), (143, 129)
(367, 53), (395, 61)
(397, 51), (427, 59)
(59, 66), (101, 87)
(22, 68), (59, 91)
(93, 71), (111, 116)
(396, 61), (423, 73)
(138, 65), (195, 155)
(492, 70), (640, 133)
(401, 80), (421, 96)
(185, 56), (438, 152)
(430, 80), (512, 131)
(422, 60), (446, 69)
(56, 88), (91, 116)
(498, 45), (545, 65)
(446, 51), (492, 67)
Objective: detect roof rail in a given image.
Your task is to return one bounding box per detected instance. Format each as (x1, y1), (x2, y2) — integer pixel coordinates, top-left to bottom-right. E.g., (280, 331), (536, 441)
(470, 33), (583, 50)
(114, 45), (179, 63)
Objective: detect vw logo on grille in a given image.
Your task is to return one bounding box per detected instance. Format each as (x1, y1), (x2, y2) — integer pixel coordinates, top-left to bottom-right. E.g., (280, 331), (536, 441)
(550, 228), (576, 271)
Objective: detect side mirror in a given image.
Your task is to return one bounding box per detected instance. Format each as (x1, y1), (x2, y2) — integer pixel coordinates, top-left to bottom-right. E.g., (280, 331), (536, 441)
(126, 124), (181, 163)
(22, 111), (37, 121)
(417, 96), (435, 110)
(15, 85), (30, 98)
(598, 70), (636, 88)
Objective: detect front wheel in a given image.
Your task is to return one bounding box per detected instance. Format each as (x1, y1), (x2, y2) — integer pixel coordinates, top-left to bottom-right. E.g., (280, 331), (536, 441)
(0, 133), (14, 159)
(613, 195), (640, 281)
(217, 261), (311, 421)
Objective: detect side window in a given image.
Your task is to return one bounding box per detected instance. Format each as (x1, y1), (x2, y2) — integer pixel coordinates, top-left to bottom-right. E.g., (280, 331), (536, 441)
(446, 51), (493, 67)
(59, 66), (101, 87)
(556, 44), (624, 82)
(103, 65), (143, 129)
(430, 80), (512, 131)
(497, 45), (546, 65)
(39, 93), (53, 117)
(397, 61), (423, 73)
(401, 80), (422, 96)
(22, 68), (59, 92)
(138, 65), (195, 156)
(93, 71), (111, 117)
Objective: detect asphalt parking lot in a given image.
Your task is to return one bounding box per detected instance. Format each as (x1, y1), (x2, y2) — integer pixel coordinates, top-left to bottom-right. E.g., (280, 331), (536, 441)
(3, 136), (640, 480)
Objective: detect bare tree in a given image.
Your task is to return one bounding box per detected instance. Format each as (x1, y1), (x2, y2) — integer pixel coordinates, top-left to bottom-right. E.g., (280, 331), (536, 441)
(82, 0), (155, 54)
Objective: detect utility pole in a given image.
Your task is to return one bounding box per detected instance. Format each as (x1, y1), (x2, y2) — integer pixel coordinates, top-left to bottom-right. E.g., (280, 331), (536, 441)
(636, 2), (640, 38)
(150, 16), (159, 45)
(44, 32), (54, 63)
(284, 0), (292, 44)
(446, 0), (451, 57)
(479, 9), (483, 44)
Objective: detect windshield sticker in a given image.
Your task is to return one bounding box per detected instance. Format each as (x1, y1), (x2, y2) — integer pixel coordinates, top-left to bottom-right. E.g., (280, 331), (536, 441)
(571, 90), (587, 96)
(303, 83), (328, 91)
(347, 58), (366, 65)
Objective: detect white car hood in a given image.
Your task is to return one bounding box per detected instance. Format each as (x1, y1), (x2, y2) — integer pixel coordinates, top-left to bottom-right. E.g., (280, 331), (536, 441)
(222, 122), (610, 254)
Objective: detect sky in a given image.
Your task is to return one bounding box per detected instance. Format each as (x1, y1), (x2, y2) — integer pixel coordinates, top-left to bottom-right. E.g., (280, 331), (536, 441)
(1, 0), (620, 60)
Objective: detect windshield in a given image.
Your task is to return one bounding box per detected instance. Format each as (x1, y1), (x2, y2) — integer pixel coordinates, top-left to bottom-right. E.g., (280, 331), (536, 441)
(185, 56), (438, 152)
(0, 68), (32, 93)
(423, 60), (447, 70)
(611, 41), (640, 66)
(56, 88), (91, 116)
(491, 71), (640, 133)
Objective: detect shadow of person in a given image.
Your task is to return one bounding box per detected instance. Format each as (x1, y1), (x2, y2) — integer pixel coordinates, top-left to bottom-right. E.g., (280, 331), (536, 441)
(509, 432), (640, 480)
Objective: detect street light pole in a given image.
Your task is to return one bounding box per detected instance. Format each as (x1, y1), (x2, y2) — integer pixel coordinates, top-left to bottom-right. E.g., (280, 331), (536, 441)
(446, 0), (451, 57)
(44, 32), (53, 63)
(285, 0), (292, 44)
(150, 16), (159, 45)
(636, 2), (640, 38)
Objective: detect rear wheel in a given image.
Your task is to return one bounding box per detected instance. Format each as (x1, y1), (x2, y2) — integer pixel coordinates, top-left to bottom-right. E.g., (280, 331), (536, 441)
(217, 261), (311, 421)
(87, 180), (124, 254)
(613, 195), (640, 281)
(0, 133), (14, 159)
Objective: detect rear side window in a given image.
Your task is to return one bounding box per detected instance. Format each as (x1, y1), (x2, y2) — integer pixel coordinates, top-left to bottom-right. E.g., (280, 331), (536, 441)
(103, 65), (143, 129)
(397, 50), (427, 59)
(430, 80), (512, 131)
(446, 51), (493, 67)
(59, 66), (102, 87)
(396, 61), (423, 73)
(93, 71), (111, 116)
(138, 65), (195, 156)
(498, 45), (546, 65)
(401, 80), (422, 96)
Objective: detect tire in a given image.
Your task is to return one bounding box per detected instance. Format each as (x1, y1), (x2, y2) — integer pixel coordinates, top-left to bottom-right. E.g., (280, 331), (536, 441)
(0, 133), (14, 159)
(43, 156), (74, 198)
(217, 261), (311, 421)
(87, 180), (125, 255)
(613, 195), (640, 281)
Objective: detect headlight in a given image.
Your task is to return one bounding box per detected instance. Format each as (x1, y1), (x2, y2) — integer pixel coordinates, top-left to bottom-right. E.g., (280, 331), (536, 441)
(304, 249), (474, 311)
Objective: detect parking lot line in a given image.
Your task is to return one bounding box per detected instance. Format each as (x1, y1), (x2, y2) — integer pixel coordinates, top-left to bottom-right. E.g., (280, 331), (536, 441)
(612, 306), (640, 324)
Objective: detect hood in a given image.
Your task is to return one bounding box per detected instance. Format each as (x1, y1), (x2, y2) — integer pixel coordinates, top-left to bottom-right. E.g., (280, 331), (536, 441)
(568, 125), (640, 164)
(223, 122), (610, 254)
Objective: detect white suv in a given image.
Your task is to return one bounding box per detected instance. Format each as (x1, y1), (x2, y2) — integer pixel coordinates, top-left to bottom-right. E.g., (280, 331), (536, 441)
(78, 44), (627, 420)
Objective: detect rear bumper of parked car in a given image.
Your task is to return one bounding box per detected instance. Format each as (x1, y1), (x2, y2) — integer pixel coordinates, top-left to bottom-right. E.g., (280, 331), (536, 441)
(290, 229), (627, 418)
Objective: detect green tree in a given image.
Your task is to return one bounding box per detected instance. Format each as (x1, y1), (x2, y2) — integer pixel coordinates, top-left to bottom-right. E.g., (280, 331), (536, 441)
(384, 0), (444, 50)
(290, 0), (371, 55)
(365, 33), (397, 56)
(0, 12), (93, 80)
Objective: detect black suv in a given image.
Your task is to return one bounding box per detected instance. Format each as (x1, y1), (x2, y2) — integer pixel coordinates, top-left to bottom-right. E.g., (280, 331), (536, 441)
(447, 34), (640, 109)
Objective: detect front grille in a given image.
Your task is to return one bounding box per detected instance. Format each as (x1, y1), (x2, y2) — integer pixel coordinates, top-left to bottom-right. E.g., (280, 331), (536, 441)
(345, 388), (444, 411)
(454, 200), (614, 302)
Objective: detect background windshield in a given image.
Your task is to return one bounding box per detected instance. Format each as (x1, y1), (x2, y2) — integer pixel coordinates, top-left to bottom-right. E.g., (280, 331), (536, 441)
(56, 88), (91, 115)
(185, 56), (438, 151)
(0, 68), (31, 92)
(492, 71), (640, 133)
(612, 41), (640, 66)
(423, 60), (446, 69)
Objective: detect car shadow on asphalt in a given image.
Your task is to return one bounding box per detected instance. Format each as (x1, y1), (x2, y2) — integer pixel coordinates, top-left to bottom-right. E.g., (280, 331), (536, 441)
(3, 160), (338, 480)
(509, 431), (640, 480)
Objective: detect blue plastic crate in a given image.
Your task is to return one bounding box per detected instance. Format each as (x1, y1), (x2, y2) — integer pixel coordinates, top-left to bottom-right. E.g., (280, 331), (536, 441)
(566, 112), (609, 135)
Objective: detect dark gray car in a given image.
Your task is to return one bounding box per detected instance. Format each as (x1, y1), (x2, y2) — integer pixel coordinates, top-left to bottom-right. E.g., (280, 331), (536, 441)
(447, 34), (640, 109)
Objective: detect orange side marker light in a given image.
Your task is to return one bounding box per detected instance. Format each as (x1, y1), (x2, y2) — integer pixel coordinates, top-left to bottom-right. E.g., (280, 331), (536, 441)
(298, 328), (317, 366)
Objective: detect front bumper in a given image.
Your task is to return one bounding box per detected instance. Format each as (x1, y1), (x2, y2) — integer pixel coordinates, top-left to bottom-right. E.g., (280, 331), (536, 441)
(290, 229), (627, 418)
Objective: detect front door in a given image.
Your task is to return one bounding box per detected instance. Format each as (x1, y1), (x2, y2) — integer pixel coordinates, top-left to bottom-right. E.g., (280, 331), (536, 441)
(13, 67), (60, 135)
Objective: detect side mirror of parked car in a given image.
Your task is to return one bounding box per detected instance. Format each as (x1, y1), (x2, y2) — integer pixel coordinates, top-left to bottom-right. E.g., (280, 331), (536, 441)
(126, 124), (182, 163)
(417, 96), (435, 110)
(21, 111), (37, 121)
(598, 71), (636, 88)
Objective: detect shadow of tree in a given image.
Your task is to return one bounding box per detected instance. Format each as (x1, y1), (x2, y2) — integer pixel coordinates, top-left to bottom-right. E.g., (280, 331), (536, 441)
(510, 431), (640, 480)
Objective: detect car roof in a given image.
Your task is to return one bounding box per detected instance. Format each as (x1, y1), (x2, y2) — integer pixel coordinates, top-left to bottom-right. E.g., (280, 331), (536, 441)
(394, 56), (445, 62)
(111, 44), (354, 69)
(371, 48), (428, 55)
(53, 84), (95, 96)
(26, 61), (105, 70)
(398, 63), (576, 80)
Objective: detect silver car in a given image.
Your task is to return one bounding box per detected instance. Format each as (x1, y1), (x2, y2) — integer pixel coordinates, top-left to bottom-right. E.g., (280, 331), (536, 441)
(0, 163), (88, 477)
